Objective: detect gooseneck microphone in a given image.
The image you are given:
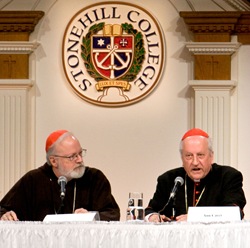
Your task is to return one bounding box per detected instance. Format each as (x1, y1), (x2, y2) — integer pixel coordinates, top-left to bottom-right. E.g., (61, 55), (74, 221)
(169, 176), (184, 200)
(58, 176), (67, 200)
(158, 176), (184, 214)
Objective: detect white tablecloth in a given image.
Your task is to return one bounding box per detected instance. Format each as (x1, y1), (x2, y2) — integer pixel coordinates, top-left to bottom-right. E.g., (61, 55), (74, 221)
(1, 220), (250, 248)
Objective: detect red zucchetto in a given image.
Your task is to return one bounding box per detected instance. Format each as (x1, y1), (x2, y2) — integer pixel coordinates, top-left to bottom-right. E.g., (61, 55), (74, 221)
(45, 130), (68, 152)
(181, 128), (209, 141)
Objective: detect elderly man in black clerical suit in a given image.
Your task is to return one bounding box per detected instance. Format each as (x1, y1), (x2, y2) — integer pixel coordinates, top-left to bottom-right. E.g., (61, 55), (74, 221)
(145, 128), (246, 222)
(0, 130), (120, 221)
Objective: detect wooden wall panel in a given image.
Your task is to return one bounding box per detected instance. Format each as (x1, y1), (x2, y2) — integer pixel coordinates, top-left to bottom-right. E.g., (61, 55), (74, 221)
(195, 55), (231, 80)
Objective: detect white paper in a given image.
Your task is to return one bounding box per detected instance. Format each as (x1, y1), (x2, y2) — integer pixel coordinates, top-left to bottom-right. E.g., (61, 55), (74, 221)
(187, 206), (241, 222)
(43, 211), (100, 223)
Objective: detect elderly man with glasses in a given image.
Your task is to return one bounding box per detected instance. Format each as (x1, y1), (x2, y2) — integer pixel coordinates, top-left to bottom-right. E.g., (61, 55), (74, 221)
(0, 130), (120, 221)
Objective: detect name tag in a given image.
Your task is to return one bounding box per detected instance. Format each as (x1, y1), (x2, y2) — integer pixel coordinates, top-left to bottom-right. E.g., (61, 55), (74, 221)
(187, 206), (241, 222)
(43, 211), (100, 223)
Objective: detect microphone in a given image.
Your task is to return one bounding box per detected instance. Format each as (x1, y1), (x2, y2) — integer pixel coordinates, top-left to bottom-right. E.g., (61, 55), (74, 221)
(158, 176), (184, 214)
(169, 176), (184, 200)
(58, 176), (67, 200)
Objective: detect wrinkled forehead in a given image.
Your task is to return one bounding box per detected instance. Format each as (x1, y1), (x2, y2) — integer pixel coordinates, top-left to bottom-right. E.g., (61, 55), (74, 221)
(182, 136), (209, 151)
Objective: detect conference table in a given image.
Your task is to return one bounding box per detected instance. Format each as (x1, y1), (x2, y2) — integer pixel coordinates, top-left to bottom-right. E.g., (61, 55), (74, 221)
(0, 220), (250, 247)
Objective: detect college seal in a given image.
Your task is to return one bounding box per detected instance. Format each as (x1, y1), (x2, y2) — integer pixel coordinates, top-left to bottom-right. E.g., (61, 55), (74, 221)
(62, 2), (165, 107)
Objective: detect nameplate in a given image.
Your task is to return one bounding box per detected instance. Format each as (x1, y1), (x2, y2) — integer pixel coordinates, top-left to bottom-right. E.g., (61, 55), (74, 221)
(187, 206), (241, 222)
(43, 211), (100, 223)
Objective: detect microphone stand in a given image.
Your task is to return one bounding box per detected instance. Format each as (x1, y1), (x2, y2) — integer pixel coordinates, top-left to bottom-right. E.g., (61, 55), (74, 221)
(158, 195), (174, 215)
(158, 195), (177, 221)
(56, 195), (65, 214)
(170, 197), (176, 221)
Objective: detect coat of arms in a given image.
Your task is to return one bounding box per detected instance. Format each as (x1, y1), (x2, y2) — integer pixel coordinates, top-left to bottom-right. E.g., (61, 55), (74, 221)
(82, 22), (145, 102)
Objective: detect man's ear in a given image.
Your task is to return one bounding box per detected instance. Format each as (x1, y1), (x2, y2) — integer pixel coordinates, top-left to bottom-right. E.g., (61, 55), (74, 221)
(210, 151), (214, 164)
(49, 156), (58, 168)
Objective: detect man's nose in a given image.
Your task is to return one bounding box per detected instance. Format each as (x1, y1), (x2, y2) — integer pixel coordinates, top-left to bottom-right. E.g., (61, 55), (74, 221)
(75, 153), (83, 162)
(192, 155), (199, 165)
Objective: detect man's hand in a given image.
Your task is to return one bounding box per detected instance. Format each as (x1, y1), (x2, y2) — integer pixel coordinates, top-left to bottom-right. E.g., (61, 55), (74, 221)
(148, 213), (171, 222)
(175, 214), (187, 222)
(0, 210), (19, 221)
(148, 213), (188, 222)
(74, 208), (88, 214)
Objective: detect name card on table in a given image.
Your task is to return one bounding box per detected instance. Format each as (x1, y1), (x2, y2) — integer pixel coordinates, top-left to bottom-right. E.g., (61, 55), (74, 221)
(43, 211), (100, 223)
(187, 206), (241, 222)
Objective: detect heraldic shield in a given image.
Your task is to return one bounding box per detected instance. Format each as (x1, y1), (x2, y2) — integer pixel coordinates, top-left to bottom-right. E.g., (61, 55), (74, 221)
(91, 24), (134, 80)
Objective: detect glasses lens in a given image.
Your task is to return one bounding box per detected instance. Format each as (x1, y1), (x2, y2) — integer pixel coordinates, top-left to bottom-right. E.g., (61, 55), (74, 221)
(81, 149), (87, 157)
(69, 149), (87, 161)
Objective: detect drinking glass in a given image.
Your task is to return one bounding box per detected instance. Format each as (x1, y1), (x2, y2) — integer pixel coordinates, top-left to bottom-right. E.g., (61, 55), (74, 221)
(126, 192), (144, 221)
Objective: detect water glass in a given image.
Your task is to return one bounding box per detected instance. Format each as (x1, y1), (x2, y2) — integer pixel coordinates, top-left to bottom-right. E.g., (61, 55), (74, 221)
(126, 192), (144, 221)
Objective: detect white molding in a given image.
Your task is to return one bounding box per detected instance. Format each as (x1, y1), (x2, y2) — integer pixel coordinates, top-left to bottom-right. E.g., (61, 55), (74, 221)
(189, 80), (237, 88)
(185, 42), (241, 55)
(0, 79), (34, 88)
(0, 41), (40, 54)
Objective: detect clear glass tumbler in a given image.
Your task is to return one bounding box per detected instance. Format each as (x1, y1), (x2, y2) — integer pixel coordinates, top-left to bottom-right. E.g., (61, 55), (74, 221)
(126, 192), (144, 221)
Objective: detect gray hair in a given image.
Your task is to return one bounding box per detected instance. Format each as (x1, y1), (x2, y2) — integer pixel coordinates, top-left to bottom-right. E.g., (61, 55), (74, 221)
(46, 131), (75, 165)
(179, 136), (214, 156)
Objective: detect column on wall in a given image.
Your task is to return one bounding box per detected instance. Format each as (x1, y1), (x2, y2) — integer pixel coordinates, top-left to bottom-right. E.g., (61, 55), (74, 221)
(187, 42), (240, 164)
(188, 79), (236, 164)
(180, 12), (250, 165)
(0, 11), (44, 199)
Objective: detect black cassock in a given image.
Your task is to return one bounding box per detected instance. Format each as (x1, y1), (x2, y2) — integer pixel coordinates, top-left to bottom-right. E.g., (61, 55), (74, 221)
(0, 163), (120, 221)
(145, 163), (246, 219)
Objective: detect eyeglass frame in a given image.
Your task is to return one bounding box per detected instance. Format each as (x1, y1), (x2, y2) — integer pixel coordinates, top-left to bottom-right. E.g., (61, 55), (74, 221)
(52, 148), (87, 161)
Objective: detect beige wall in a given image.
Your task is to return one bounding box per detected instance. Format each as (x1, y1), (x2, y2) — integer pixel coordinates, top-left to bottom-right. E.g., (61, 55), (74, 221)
(1, 0), (250, 220)
(238, 46), (250, 219)
(33, 0), (194, 220)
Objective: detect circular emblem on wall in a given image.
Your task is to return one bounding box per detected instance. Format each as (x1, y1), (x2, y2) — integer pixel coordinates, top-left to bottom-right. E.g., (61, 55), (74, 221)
(62, 2), (165, 107)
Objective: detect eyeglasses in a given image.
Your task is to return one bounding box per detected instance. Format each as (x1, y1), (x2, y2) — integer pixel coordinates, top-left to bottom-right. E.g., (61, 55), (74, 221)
(53, 149), (87, 161)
